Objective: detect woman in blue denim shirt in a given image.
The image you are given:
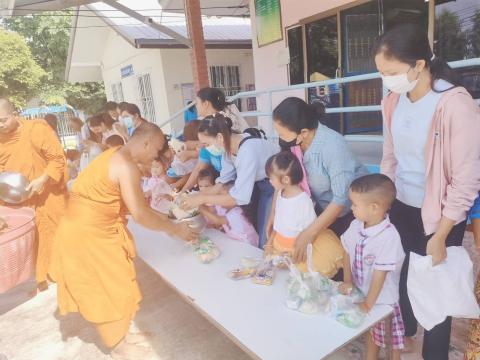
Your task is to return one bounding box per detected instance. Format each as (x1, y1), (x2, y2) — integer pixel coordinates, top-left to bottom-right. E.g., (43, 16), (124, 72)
(272, 97), (367, 263)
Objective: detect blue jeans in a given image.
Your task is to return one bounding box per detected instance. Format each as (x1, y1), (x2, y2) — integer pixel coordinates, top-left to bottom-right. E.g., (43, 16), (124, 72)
(255, 179), (274, 249)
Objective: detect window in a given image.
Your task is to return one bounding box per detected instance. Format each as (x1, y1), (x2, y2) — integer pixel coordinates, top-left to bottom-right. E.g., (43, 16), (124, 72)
(111, 82), (124, 103)
(209, 65), (242, 110)
(137, 74), (157, 123)
(287, 26), (304, 85)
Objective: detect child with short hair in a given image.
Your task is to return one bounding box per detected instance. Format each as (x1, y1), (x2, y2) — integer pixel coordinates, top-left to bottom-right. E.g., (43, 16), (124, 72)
(339, 173), (405, 360)
(143, 158), (173, 214)
(198, 167), (259, 247)
(265, 151), (343, 278)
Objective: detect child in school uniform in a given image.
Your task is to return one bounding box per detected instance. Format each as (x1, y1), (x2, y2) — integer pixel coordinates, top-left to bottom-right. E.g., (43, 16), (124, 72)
(264, 151), (344, 278)
(339, 174), (405, 360)
(197, 167), (259, 247)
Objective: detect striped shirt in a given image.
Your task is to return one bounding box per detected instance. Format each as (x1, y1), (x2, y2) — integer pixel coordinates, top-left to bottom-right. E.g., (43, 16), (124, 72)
(303, 124), (367, 215)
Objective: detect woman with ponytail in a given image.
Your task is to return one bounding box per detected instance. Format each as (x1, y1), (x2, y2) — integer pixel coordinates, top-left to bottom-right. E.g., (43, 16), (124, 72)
(272, 97), (367, 268)
(196, 87), (249, 132)
(181, 113), (279, 248)
(376, 24), (480, 360)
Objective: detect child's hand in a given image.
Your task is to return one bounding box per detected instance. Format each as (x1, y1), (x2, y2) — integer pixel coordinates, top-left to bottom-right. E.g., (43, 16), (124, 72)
(338, 282), (353, 296)
(263, 243), (273, 257)
(358, 302), (371, 313)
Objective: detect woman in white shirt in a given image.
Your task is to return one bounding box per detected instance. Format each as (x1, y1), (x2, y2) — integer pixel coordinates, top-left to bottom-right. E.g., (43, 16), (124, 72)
(181, 113), (280, 248)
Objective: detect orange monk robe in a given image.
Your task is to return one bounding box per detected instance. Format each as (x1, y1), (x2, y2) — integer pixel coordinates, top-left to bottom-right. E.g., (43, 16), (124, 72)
(0, 118), (68, 284)
(49, 147), (142, 348)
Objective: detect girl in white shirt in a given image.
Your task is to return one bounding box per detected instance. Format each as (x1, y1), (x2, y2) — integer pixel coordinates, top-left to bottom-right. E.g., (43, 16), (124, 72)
(264, 152), (343, 278)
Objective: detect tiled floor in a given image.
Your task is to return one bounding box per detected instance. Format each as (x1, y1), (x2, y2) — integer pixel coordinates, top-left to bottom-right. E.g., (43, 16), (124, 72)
(0, 232), (478, 360)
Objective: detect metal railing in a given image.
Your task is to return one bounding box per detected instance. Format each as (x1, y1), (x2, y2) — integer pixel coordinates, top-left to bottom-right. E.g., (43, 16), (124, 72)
(161, 58), (480, 144)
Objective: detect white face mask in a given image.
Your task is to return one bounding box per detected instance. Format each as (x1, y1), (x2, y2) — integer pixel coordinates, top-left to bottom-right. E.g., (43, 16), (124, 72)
(121, 116), (134, 130)
(206, 144), (224, 157)
(381, 70), (418, 94)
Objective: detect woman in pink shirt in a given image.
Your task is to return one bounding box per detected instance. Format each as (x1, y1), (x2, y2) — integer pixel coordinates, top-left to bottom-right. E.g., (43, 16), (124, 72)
(376, 25), (480, 360)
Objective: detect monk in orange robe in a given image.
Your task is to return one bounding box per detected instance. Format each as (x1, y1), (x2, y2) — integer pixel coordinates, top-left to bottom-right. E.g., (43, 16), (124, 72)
(49, 122), (199, 359)
(0, 98), (67, 290)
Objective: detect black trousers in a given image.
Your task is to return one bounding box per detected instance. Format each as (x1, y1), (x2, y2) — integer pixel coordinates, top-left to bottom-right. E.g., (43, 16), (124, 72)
(390, 200), (466, 360)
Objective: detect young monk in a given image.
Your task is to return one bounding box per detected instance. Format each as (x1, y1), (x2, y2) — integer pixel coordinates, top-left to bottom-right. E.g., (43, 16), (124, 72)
(48, 122), (198, 360)
(0, 98), (68, 292)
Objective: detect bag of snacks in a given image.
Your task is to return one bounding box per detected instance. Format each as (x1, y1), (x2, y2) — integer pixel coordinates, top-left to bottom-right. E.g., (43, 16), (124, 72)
(192, 236), (220, 263)
(285, 244), (333, 314)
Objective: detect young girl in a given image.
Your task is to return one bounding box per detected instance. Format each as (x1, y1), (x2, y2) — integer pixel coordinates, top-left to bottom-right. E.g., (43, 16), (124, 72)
(376, 24), (480, 359)
(264, 151), (343, 278)
(339, 174), (405, 360)
(197, 167), (259, 247)
(143, 158), (173, 214)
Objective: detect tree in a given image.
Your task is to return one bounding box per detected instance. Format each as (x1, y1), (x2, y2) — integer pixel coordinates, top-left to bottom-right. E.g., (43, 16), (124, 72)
(434, 10), (467, 61)
(0, 29), (46, 107)
(470, 10), (480, 57)
(3, 12), (106, 113)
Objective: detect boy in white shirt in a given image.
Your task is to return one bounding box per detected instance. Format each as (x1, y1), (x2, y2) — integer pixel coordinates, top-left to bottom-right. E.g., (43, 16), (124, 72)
(339, 174), (405, 360)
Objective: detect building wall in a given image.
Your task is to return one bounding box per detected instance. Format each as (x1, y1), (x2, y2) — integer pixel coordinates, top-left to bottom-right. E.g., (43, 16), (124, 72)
(248, 0), (359, 132)
(100, 31), (172, 131)
(160, 48), (255, 133)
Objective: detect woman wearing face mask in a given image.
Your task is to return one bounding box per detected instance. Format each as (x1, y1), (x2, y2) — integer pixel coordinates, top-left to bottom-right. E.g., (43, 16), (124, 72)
(120, 103), (146, 138)
(196, 87), (249, 133)
(272, 98), (367, 266)
(181, 113), (280, 247)
(376, 25), (480, 360)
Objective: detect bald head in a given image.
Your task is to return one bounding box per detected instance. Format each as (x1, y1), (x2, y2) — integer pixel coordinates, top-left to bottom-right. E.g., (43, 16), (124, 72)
(128, 121), (171, 166)
(0, 98), (19, 135)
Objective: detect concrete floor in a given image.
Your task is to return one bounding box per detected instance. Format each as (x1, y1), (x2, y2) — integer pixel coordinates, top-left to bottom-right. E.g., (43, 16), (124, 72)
(0, 232), (477, 360)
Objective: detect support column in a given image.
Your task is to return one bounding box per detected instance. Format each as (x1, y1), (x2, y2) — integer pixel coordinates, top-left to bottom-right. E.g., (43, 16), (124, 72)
(185, 0), (210, 92)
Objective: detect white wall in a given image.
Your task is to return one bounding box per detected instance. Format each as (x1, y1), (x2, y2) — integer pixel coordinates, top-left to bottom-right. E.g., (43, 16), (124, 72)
(100, 31), (172, 132)
(160, 48), (254, 133)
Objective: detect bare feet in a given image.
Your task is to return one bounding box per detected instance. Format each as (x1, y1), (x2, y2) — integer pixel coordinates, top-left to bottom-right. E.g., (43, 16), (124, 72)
(28, 281), (49, 297)
(402, 336), (417, 353)
(111, 340), (152, 360)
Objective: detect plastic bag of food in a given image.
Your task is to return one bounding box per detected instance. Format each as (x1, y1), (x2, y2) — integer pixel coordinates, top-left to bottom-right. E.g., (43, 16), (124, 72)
(192, 236), (220, 263)
(229, 267), (256, 280)
(285, 244), (332, 314)
(252, 260), (275, 285)
(330, 293), (366, 328)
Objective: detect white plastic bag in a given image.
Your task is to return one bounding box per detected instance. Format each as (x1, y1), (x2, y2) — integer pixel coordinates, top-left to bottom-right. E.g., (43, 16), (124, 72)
(407, 246), (480, 330)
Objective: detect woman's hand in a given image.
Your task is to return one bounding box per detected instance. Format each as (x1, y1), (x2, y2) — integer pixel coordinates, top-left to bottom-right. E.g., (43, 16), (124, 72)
(338, 282), (353, 296)
(292, 227), (316, 264)
(426, 233), (448, 265)
(180, 193), (205, 210)
(173, 222), (200, 242)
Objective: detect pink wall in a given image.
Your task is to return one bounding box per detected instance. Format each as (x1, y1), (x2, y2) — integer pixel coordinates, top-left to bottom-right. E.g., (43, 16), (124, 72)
(249, 0), (354, 133)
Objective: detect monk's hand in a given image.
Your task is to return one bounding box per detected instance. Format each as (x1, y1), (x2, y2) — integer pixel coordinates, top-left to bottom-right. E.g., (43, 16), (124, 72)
(426, 233), (447, 266)
(26, 174), (49, 197)
(175, 222), (200, 242)
(180, 193), (204, 210)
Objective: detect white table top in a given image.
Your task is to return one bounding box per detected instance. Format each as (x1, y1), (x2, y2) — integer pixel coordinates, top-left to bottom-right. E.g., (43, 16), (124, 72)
(130, 222), (392, 360)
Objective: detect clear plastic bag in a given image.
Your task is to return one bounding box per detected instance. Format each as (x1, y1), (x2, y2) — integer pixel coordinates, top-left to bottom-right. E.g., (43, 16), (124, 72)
(329, 293), (366, 328)
(192, 236), (220, 263)
(285, 244), (333, 314)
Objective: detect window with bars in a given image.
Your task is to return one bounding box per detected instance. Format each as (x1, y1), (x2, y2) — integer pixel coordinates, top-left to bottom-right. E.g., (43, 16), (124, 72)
(137, 73), (157, 123)
(111, 82), (124, 103)
(209, 65), (242, 110)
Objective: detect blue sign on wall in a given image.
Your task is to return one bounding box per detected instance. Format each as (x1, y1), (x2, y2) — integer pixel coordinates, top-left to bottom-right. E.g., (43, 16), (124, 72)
(121, 64), (134, 78)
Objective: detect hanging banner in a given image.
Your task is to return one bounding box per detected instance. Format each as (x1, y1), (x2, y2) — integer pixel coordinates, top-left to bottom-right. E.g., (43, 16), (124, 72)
(254, 0), (283, 47)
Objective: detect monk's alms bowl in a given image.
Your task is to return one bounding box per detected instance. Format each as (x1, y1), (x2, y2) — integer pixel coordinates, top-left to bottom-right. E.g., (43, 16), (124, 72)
(0, 172), (30, 204)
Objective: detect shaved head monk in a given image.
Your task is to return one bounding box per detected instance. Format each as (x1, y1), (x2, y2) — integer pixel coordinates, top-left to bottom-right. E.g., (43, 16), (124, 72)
(49, 121), (199, 359)
(0, 98), (67, 292)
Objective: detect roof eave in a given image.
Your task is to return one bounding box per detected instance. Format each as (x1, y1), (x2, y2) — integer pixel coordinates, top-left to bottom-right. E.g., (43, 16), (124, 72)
(135, 39), (252, 49)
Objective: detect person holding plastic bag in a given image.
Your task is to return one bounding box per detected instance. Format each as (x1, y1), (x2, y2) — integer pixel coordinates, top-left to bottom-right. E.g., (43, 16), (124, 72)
(339, 174), (405, 359)
(376, 24), (480, 359)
